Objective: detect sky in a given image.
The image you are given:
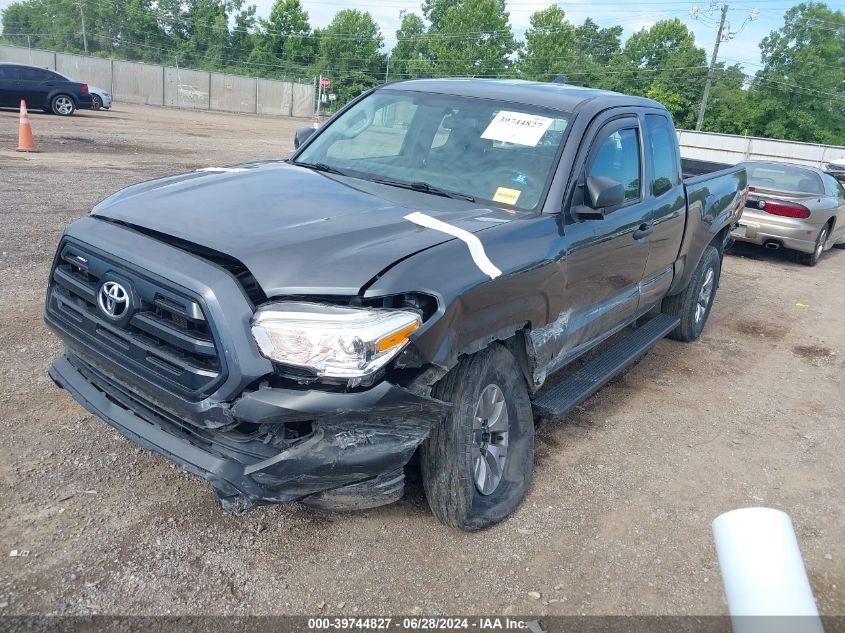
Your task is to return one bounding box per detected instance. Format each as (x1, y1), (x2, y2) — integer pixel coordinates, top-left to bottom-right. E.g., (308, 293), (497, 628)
(2, 0), (843, 74)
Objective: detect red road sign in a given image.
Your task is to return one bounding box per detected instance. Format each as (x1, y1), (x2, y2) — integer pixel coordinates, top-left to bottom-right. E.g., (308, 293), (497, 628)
(320, 77), (330, 89)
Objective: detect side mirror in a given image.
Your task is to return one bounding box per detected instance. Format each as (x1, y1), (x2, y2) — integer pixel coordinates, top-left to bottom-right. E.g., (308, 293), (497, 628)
(294, 127), (316, 149)
(573, 176), (624, 220)
(587, 175), (625, 209)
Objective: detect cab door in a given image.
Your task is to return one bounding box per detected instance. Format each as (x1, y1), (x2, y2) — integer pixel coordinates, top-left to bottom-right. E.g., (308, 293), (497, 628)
(561, 114), (653, 350)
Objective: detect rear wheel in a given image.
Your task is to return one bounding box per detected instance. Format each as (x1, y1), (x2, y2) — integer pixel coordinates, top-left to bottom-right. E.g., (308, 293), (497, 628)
(421, 344), (533, 531)
(51, 95), (76, 116)
(662, 245), (721, 342)
(797, 223), (829, 266)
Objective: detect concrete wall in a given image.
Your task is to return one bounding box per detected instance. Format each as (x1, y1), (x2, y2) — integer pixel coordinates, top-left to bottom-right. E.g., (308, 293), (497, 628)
(257, 78), (290, 116)
(111, 59), (163, 105)
(209, 73), (257, 113)
(292, 83), (313, 118)
(0, 44), (55, 68)
(0, 43), (312, 119)
(55, 53), (111, 91)
(164, 66), (209, 109)
(678, 129), (845, 169)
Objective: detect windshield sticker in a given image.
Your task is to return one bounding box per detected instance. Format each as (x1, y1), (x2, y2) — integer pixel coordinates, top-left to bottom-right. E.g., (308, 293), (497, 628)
(493, 187), (521, 206)
(481, 111), (554, 147)
(404, 212), (502, 280)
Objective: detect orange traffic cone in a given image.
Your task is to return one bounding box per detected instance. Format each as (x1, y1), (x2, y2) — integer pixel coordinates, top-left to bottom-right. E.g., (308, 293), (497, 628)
(17, 100), (37, 153)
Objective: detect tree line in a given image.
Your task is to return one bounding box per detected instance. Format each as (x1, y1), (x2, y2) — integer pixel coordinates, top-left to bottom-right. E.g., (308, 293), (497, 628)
(2, 0), (844, 144)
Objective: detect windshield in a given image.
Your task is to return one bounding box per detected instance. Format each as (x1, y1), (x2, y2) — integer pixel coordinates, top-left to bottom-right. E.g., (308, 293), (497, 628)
(746, 163), (824, 195)
(295, 89), (570, 210)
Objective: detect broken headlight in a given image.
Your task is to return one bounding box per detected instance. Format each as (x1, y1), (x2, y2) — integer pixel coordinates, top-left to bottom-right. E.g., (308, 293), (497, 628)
(250, 301), (421, 380)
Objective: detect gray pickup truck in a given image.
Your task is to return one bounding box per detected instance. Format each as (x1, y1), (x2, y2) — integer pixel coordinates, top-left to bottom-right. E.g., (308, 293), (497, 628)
(45, 79), (746, 530)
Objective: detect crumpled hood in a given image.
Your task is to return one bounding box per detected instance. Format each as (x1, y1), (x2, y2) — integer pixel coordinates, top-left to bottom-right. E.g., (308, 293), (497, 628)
(92, 161), (502, 297)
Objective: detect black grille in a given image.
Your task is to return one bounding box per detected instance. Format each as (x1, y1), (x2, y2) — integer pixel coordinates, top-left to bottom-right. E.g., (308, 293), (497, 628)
(46, 241), (225, 400)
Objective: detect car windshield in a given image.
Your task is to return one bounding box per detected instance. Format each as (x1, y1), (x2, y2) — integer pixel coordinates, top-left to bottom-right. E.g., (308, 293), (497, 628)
(295, 89), (571, 210)
(746, 163), (824, 195)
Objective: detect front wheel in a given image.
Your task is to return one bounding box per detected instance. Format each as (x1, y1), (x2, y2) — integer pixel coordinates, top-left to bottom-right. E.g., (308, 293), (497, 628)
(421, 344), (534, 531)
(91, 94), (102, 110)
(662, 244), (722, 342)
(51, 95), (76, 116)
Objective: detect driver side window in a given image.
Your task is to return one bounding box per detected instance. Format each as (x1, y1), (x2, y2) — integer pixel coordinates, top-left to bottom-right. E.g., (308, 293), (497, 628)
(587, 127), (641, 203)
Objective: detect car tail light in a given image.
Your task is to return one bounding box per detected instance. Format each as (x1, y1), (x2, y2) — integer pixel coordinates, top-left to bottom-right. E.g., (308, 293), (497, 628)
(81, 84), (89, 93)
(758, 199), (811, 219)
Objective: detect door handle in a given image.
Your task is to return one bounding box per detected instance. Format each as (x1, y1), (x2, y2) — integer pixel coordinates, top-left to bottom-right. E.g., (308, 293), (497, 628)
(633, 223), (653, 240)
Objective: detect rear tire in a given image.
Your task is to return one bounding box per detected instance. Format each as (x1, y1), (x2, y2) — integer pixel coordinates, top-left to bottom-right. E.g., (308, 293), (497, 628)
(662, 245), (721, 342)
(797, 223), (829, 266)
(51, 94), (76, 116)
(421, 344), (533, 531)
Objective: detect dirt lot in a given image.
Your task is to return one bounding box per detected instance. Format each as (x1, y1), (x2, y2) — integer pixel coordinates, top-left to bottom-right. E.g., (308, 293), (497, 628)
(0, 103), (843, 617)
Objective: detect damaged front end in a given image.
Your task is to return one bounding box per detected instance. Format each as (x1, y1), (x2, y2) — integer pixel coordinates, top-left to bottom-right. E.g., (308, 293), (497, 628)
(50, 352), (449, 514)
(44, 221), (452, 515)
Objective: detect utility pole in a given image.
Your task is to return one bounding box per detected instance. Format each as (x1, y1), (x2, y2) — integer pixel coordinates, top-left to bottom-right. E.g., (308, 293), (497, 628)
(695, 2), (728, 131)
(77, 0), (89, 54)
(385, 53), (391, 83)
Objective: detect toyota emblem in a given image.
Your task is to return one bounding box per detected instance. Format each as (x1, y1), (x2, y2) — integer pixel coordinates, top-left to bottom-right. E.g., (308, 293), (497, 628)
(98, 281), (130, 319)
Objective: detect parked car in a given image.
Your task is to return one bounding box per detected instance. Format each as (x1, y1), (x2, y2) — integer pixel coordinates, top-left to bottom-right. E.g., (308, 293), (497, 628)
(44, 79), (746, 530)
(731, 160), (845, 265)
(82, 83), (111, 110)
(827, 158), (845, 184)
(0, 62), (94, 115)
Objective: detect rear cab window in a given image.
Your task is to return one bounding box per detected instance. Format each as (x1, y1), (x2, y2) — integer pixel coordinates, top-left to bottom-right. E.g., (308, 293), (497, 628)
(645, 114), (680, 197)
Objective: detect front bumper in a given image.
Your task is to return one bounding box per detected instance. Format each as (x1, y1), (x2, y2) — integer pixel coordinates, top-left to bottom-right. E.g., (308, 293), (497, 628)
(50, 352), (449, 513)
(731, 209), (821, 254)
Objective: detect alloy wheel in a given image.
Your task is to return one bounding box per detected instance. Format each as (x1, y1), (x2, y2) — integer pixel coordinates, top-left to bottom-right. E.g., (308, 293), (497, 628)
(695, 267), (715, 324)
(471, 384), (509, 496)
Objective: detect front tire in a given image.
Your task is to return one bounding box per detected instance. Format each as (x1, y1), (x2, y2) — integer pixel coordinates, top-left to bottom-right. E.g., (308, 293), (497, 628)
(51, 95), (76, 116)
(421, 344), (533, 531)
(663, 244), (721, 342)
(91, 94), (102, 110)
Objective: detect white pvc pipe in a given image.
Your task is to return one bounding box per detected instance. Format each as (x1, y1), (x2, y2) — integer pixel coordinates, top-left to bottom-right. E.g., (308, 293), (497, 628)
(712, 507), (825, 633)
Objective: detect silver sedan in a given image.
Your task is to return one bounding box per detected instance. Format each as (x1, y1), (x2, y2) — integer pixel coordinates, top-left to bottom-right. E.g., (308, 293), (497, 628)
(731, 161), (845, 266)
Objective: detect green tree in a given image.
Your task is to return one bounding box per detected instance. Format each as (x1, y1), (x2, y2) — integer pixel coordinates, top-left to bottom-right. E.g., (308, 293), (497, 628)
(428, 0), (516, 77)
(316, 9), (385, 105)
(703, 64), (753, 135)
(519, 5), (576, 82)
(749, 2), (845, 144)
(613, 19), (707, 128)
(567, 18), (623, 87)
(391, 11), (432, 80)
(248, 0), (315, 75)
(421, 0), (460, 33)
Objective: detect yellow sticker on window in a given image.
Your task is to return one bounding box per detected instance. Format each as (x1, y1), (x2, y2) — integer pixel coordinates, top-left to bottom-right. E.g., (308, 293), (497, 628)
(493, 187), (521, 205)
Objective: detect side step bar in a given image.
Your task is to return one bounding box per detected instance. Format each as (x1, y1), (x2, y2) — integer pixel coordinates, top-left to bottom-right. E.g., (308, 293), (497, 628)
(532, 313), (680, 420)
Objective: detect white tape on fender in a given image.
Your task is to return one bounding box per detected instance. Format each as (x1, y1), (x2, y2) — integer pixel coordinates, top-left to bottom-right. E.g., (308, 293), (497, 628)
(404, 212), (502, 280)
(196, 167), (249, 173)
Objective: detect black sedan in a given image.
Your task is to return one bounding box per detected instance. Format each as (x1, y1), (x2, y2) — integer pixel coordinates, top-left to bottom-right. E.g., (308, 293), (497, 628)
(0, 62), (94, 116)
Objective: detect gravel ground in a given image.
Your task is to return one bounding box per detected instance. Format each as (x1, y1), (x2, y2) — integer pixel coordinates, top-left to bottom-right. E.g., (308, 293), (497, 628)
(0, 103), (843, 617)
